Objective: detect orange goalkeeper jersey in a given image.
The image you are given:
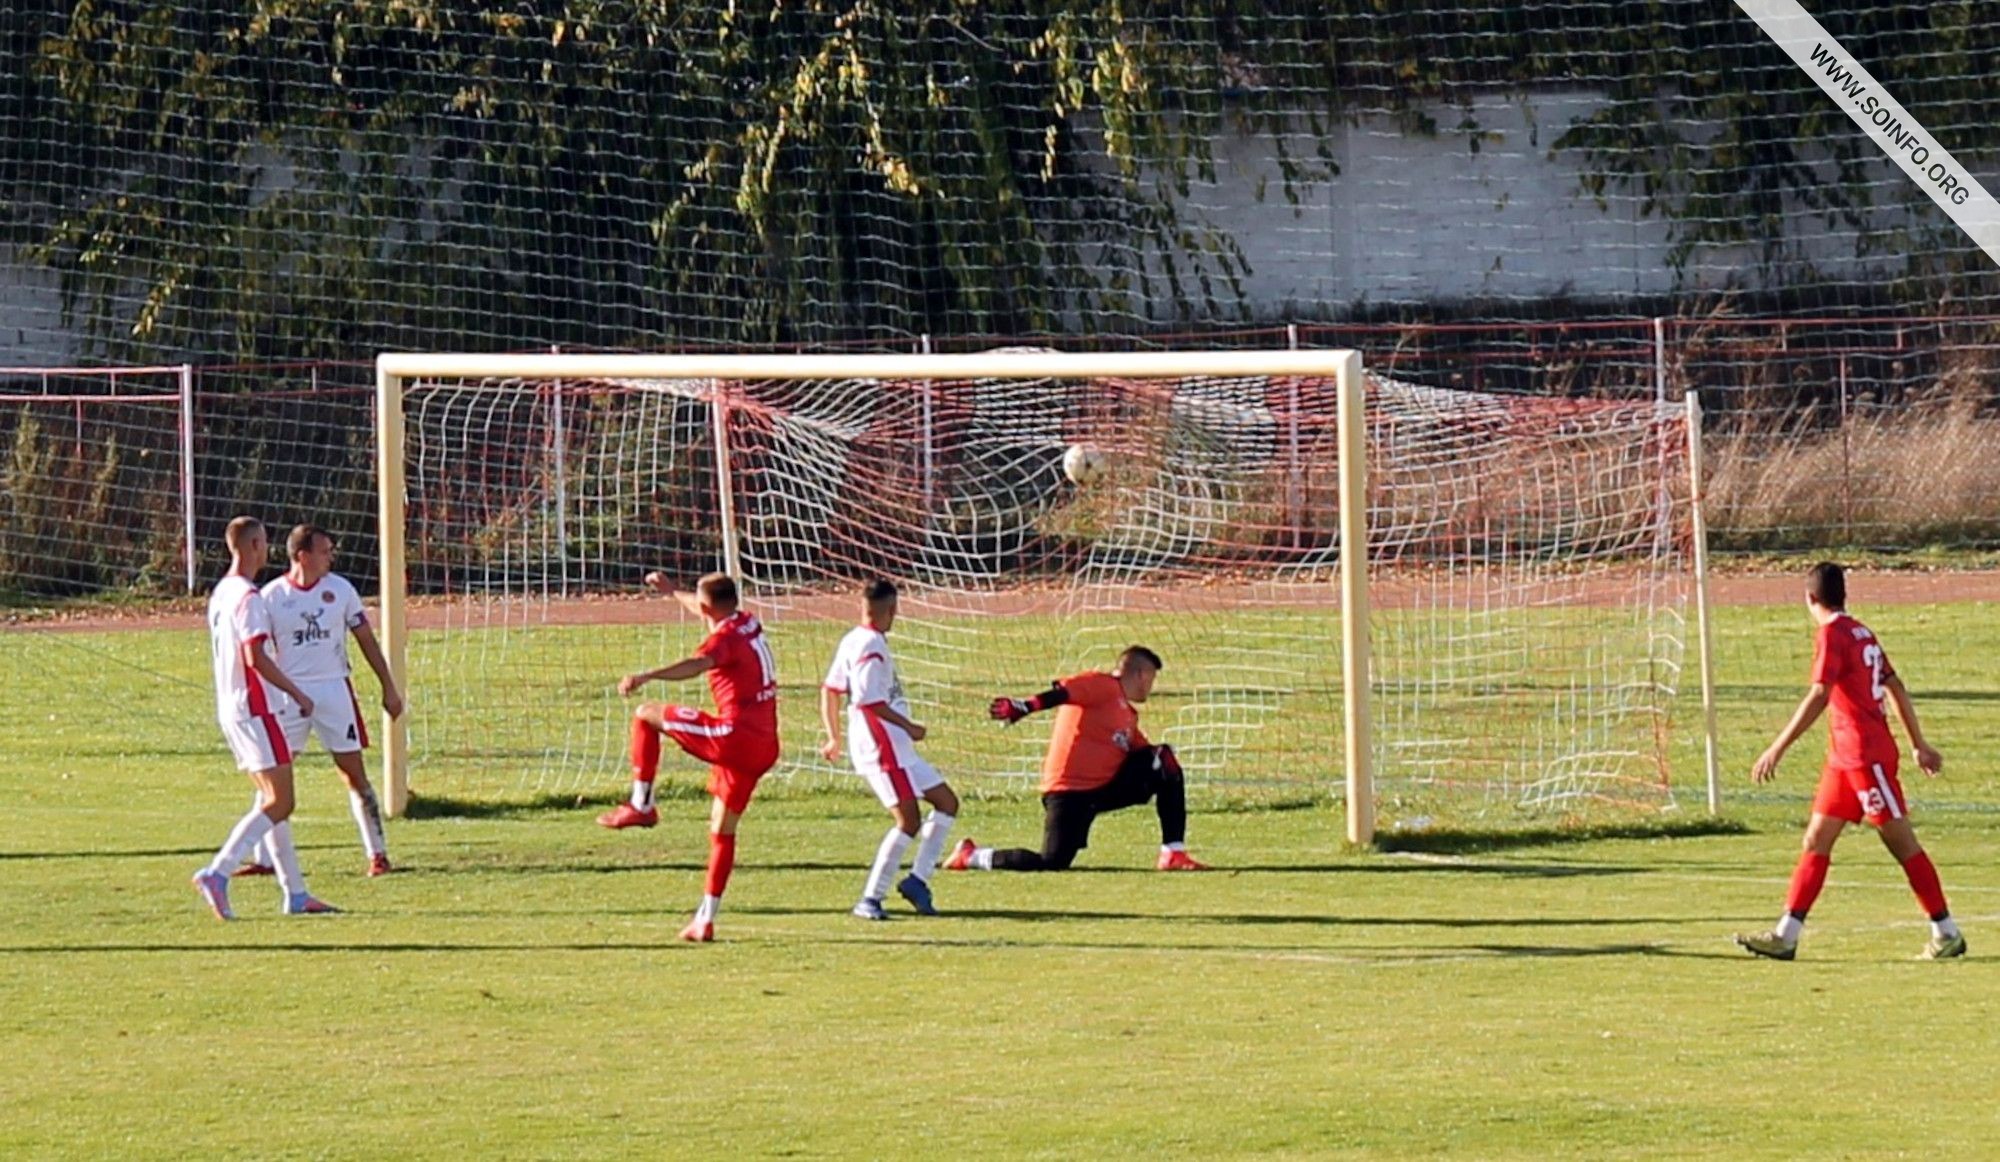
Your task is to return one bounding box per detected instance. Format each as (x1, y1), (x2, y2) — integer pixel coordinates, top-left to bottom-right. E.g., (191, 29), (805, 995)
(1040, 671), (1148, 793)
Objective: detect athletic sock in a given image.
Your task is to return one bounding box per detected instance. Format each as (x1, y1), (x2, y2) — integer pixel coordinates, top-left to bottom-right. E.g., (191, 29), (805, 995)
(1898, 850), (1951, 923)
(206, 808), (276, 877)
(704, 833), (737, 899)
(1162, 841), (1187, 854)
(269, 821), (306, 901)
(971, 846), (995, 871)
(863, 827), (913, 902)
(909, 811), (955, 882)
(694, 893), (721, 925)
(244, 792), (274, 868)
(1774, 913), (1804, 942)
(1783, 851), (1831, 929)
(629, 715), (660, 811)
(349, 787), (387, 859)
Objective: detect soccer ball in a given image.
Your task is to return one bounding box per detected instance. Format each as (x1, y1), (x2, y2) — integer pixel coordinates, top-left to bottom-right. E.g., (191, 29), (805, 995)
(1062, 444), (1106, 485)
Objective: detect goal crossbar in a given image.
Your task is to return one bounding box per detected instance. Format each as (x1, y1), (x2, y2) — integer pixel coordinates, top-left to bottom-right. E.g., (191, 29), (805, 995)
(377, 349), (1363, 383)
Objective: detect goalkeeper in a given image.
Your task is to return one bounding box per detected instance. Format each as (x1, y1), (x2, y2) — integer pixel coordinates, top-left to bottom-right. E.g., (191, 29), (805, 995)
(945, 646), (1208, 873)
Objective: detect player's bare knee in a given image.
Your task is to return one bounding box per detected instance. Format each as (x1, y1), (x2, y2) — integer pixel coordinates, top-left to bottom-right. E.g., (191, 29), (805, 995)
(925, 783), (960, 817)
(333, 757), (370, 793)
(1801, 816), (1841, 855)
(891, 799), (922, 835)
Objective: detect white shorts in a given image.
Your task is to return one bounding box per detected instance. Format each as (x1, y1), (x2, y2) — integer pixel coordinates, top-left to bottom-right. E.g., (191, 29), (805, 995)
(280, 678), (369, 756)
(219, 714), (294, 773)
(856, 753), (946, 809)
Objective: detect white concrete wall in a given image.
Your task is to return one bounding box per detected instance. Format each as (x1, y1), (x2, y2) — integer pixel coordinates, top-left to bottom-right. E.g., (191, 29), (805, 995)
(0, 87), (1931, 362)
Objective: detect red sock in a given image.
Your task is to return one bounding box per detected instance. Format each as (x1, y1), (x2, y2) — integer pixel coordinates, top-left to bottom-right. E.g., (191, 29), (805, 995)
(705, 832), (737, 898)
(1900, 850), (1950, 920)
(630, 715), (661, 783)
(1784, 851), (1831, 918)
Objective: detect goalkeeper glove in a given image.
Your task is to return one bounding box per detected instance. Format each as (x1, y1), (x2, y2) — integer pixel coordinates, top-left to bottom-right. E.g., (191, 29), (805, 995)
(989, 697), (1032, 725)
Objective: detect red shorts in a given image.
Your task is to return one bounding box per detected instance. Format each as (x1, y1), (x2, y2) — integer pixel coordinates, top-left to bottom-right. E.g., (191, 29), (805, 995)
(1812, 757), (1907, 826)
(660, 705), (780, 814)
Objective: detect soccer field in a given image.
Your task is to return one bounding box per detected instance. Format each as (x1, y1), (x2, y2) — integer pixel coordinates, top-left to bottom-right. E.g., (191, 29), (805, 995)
(4, 598), (1999, 1157)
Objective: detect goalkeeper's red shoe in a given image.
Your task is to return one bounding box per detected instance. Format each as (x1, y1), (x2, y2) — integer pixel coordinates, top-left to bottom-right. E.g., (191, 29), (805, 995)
(678, 918), (714, 943)
(944, 837), (977, 871)
(1156, 849), (1210, 871)
(232, 862), (275, 878)
(367, 854), (393, 877)
(596, 803), (659, 830)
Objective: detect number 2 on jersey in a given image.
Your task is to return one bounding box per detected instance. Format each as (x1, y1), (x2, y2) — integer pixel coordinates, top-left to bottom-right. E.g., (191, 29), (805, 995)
(1861, 643), (1886, 705)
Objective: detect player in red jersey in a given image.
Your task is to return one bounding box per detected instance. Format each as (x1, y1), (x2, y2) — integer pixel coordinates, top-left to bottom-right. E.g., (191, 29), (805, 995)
(1736, 563), (1965, 960)
(609, 572), (780, 942)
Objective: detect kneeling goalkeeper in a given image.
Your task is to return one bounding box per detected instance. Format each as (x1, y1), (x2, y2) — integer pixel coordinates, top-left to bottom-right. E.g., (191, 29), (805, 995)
(945, 646), (1208, 872)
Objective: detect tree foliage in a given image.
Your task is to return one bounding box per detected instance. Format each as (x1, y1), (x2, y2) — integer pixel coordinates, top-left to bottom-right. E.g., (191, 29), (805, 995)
(6, 1), (1999, 362)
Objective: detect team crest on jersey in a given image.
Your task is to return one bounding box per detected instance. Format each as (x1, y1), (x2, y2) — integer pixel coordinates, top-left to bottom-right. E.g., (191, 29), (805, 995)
(1112, 728), (1132, 751)
(321, 590), (337, 604)
(293, 608), (331, 647)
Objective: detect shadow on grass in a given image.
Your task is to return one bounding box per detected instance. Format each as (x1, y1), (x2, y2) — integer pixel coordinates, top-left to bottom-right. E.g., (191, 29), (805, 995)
(736, 905), (1729, 929)
(0, 938), (1754, 961)
(402, 791), (628, 820)
(1374, 816), (1752, 856)
(0, 843), (354, 861)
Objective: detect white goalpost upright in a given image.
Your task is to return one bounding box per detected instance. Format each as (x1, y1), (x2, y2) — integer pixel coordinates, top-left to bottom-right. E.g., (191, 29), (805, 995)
(375, 348), (1709, 837)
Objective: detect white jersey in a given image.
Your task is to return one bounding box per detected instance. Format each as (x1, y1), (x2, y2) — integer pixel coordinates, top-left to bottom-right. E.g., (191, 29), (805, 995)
(208, 574), (280, 722)
(823, 624), (917, 772)
(262, 572), (368, 683)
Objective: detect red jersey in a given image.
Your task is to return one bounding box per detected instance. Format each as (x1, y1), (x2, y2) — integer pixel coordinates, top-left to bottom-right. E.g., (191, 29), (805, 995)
(696, 611), (779, 737)
(1809, 613), (1899, 767)
(1040, 671), (1148, 793)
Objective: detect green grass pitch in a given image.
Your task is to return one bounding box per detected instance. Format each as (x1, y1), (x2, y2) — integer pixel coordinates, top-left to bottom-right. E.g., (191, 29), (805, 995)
(3, 600), (1998, 1157)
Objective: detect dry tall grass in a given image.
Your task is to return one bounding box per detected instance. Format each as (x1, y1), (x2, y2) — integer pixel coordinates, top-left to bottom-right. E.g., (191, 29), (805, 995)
(1707, 398), (2000, 549)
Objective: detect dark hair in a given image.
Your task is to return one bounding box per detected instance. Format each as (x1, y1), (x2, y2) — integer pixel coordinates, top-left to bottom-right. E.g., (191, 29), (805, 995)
(224, 515), (264, 551)
(287, 523), (332, 559)
(1119, 645), (1164, 673)
(864, 578), (899, 604)
(697, 572), (740, 610)
(1808, 561), (1846, 610)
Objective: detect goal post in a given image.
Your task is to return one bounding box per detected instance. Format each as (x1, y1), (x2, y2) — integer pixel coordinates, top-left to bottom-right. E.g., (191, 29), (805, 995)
(374, 348), (1696, 834)
(374, 348), (1369, 819)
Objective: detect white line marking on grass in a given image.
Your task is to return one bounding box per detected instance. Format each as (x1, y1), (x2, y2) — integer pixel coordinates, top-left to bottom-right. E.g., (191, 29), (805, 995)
(1736, 0), (2000, 268)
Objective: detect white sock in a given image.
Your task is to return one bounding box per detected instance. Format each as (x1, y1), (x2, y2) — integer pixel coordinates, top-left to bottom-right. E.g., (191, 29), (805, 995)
(1933, 916), (1961, 939)
(971, 846), (995, 871)
(1774, 914), (1804, 942)
(243, 792), (274, 868)
(694, 893), (721, 924)
(1162, 841), (1186, 854)
(631, 779), (656, 811)
(206, 809), (275, 877)
(349, 787), (387, 859)
(269, 821), (306, 901)
(909, 811), (955, 883)
(863, 827), (914, 903)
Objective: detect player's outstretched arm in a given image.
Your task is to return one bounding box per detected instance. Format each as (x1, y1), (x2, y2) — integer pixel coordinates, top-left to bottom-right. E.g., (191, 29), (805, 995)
(1751, 683), (1829, 784)
(989, 680), (1069, 725)
(1884, 674), (1943, 776)
(619, 653), (715, 697)
(640, 571), (710, 620)
(351, 622), (405, 719)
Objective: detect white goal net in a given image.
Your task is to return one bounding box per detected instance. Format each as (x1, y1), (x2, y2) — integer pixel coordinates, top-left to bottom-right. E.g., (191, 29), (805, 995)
(379, 351), (1698, 828)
